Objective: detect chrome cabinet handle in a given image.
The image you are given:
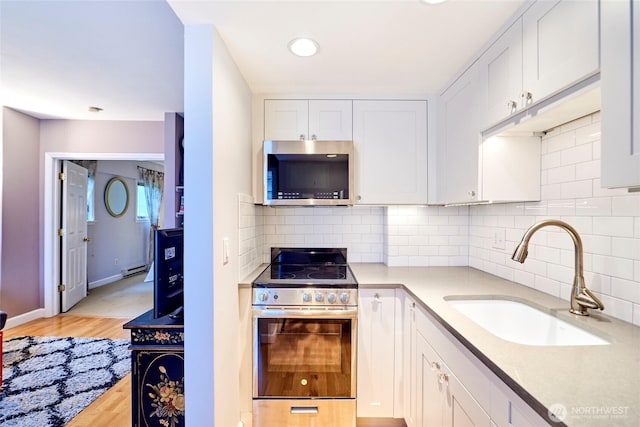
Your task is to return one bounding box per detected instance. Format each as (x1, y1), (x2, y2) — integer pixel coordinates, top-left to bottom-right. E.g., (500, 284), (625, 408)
(311, 134), (317, 141)
(438, 372), (449, 385)
(431, 361), (440, 371)
(521, 91), (533, 106)
(299, 134), (305, 141)
(468, 190), (476, 198)
(507, 100), (518, 114)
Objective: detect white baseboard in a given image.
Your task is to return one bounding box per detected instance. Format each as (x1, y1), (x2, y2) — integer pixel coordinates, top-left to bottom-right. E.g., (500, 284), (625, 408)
(5, 308), (47, 330)
(89, 274), (124, 290)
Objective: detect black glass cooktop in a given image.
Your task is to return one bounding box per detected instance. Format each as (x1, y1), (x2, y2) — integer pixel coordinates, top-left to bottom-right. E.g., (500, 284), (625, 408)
(252, 248), (357, 288)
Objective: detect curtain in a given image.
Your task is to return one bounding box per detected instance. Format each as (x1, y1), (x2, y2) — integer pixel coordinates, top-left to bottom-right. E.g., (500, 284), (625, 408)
(138, 166), (164, 269)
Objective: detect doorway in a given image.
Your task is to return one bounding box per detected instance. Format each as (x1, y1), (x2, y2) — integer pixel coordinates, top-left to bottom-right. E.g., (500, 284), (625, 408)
(44, 152), (164, 318)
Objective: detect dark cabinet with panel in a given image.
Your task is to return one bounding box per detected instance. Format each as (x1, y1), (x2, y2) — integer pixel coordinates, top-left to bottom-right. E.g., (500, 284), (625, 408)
(124, 310), (184, 427)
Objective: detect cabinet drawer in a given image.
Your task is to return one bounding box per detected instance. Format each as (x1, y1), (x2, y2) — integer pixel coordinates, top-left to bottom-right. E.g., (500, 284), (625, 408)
(253, 399), (355, 427)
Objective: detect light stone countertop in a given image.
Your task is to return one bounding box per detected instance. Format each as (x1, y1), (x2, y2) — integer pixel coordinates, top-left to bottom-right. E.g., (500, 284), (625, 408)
(349, 264), (640, 427)
(240, 263), (640, 426)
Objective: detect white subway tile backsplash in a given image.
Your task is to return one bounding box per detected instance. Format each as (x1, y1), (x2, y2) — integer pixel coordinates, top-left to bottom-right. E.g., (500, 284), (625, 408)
(548, 165), (575, 184)
(593, 217), (635, 238)
(534, 276), (561, 297)
(548, 200), (575, 216)
(546, 130), (576, 152)
(575, 198), (612, 216)
(593, 293), (633, 323)
(575, 160), (599, 181)
(612, 195), (640, 216)
(561, 143), (592, 166)
(611, 277), (640, 304)
(560, 180), (593, 199)
(592, 254), (634, 280)
(612, 237), (640, 260)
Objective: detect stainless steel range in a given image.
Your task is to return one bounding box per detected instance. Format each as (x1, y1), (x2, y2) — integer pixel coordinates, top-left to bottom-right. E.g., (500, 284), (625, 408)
(252, 248), (358, 427)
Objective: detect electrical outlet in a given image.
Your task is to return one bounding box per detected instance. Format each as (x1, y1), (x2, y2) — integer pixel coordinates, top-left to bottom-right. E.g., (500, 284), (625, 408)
(492, 229), (506, 250)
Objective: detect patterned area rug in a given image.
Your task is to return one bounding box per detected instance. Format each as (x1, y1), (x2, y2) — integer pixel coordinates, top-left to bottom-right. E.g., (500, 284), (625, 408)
(0, 336), (130, 427)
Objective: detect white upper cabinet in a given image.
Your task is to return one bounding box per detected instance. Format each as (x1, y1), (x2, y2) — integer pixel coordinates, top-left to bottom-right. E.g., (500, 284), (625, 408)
(439, 64), (483, 205)
(522, 0), (599, 104)
(264, 99), (352, 141)
(353, 100), (428, 204)
(600, 0), (640, 188)
(480, 18), (524, 127)
(481, 0), (599, 128)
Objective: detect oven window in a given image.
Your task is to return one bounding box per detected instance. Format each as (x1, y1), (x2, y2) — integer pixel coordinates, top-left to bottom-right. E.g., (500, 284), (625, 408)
(255, 317), (353, 398)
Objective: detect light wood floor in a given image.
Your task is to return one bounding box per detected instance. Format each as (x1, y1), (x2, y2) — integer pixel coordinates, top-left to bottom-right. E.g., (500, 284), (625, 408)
(4, 315), (132, 427)
(4, 315), (406, 427)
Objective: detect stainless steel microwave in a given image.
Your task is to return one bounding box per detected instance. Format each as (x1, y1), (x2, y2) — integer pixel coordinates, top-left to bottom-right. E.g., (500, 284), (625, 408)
(263, 140), (354, 206)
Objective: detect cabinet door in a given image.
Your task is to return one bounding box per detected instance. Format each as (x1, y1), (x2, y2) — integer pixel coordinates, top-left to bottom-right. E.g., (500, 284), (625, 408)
(416, 332), (445, 427)
(403, 296), (417, 427)
(353, 100), (428, 204)
(444, 363), (492, 427)
(357, 289), (396, 418)
(522, 0), (599, 104)
(601, 0), (640, 188)
(308, 100), (353, 140)
(491, 377), (548, 427)
(440, 64), (482, 204)
(480, 18), (523, 127)
(264, 99), (308, 140)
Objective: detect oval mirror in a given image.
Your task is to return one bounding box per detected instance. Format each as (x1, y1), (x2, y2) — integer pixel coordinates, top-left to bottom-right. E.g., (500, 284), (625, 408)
(105, 177), (129, 217)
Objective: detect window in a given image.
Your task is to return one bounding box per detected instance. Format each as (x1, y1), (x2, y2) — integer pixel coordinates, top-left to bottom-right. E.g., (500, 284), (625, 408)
(87, 175), (95, 222)
(137, 184), (149, 220)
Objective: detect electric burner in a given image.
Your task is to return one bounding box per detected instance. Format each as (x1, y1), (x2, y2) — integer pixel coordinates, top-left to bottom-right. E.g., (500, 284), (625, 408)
(252, 248), (359, 305)
(307, 271), (347, 280)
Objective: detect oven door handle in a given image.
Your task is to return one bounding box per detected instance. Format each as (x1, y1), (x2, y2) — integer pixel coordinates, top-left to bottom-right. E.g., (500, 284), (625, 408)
(252, 307), (358, 319)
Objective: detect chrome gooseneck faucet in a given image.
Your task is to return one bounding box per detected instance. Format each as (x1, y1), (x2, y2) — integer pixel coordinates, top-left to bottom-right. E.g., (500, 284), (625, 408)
(511, 219), (604, 316)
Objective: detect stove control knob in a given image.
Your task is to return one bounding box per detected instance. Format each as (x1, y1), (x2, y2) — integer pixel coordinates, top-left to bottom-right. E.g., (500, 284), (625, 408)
(315, 293), (324, 303)
(258, 292), (269, 302)
(340, 292), (350, 304)
(302, 293), (311, 303)
(327, 293), (337, 304)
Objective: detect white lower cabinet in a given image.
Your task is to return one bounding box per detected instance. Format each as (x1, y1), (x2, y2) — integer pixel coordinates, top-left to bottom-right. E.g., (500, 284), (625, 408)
(491, 378), (547, 427)
(415, 315), (491, 427)
(400, 290), (548, 427)
(357, 289), (396, 417)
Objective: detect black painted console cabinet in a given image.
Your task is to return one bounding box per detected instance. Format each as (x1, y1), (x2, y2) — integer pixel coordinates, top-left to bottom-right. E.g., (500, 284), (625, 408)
(124, 310), (185, 427)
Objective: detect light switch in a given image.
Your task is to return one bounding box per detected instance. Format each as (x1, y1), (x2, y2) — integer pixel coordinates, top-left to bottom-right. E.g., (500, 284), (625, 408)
(223, 237), (229, 265)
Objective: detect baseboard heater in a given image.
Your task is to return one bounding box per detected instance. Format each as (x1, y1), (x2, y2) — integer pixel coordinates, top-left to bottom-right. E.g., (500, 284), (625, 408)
(122, 265), (147, 277)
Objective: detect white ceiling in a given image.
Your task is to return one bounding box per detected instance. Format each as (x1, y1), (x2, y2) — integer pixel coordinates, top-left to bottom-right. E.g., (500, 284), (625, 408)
(1, 0), (526, 121)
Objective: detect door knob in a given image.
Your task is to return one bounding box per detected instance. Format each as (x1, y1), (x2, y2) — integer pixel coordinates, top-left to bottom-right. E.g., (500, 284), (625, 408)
(83, 237), (91, 242)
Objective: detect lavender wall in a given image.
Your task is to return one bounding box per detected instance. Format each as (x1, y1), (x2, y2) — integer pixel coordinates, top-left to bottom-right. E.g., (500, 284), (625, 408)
(87, 160), (162, 285)
(1, 108), (41, 316)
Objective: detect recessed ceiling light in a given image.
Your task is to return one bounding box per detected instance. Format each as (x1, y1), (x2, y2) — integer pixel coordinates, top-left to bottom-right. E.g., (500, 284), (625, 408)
(420, 0), (448, 4)
(288, 38), (319, 57)
(88, 106), (103, 113)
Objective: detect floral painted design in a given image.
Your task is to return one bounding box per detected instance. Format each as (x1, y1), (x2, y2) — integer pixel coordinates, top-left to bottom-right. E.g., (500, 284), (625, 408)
(131, 329), (184, 345)
(147, 365), (185, 427)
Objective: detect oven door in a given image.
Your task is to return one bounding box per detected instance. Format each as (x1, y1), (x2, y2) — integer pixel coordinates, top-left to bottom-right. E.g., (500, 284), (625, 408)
(252, 307), (357, 399)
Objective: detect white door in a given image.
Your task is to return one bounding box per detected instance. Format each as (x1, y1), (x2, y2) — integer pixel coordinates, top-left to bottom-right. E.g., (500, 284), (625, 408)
(61, 160), (88, 312)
